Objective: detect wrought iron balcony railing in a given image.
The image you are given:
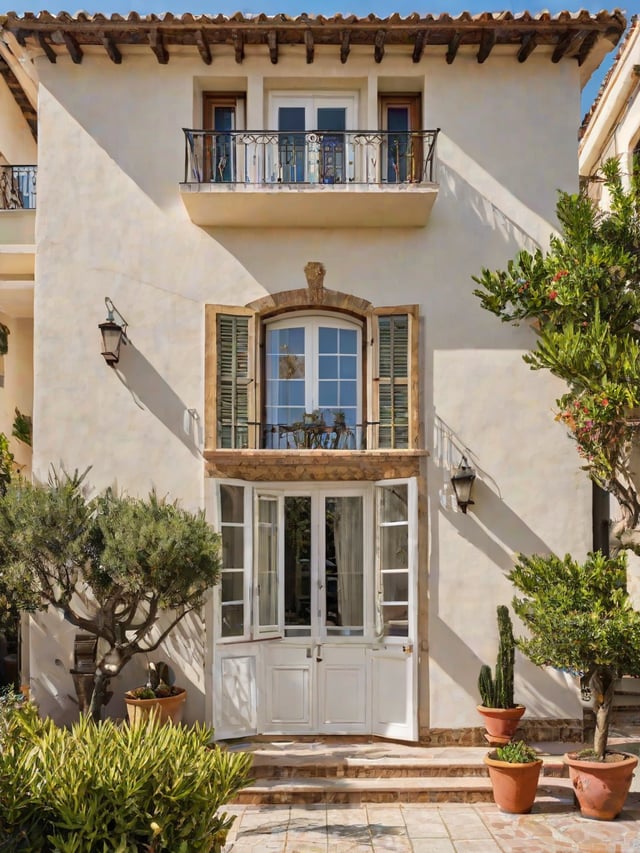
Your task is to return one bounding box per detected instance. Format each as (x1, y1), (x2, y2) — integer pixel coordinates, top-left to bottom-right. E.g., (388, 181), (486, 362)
(183, 129), (439, 186)
(217, 420), (410, 451)
(0, 165), (37, 210)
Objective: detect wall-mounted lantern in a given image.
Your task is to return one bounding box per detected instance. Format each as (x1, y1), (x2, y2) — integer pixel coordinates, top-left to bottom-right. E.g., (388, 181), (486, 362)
(98, 297), (128, 367)
(451, 456), (476, 514)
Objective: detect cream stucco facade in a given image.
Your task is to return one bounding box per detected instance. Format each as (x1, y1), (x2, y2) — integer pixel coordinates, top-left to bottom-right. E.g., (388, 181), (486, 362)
(0, 10), (624, 739)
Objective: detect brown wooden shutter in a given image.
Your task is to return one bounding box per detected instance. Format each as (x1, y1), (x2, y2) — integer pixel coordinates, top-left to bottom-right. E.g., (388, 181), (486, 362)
(205, 305), (257, 450)
(372, 306), (419, 449)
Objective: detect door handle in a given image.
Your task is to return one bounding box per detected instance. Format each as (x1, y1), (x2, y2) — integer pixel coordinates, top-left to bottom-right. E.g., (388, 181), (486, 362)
(402, 644), (413, 655)
(315, 643), (323, 662)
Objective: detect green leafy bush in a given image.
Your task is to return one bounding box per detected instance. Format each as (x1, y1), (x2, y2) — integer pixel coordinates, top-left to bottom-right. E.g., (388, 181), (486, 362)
(494, 741), (538, 764)
(0, 708), (252, 852)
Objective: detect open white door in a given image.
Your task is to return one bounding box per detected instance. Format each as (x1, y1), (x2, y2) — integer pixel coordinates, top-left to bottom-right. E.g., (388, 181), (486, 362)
(371, 479), (418, 740)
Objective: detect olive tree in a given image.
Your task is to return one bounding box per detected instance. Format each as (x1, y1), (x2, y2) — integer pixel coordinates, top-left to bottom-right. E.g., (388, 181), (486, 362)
(0, 470), (221, 720)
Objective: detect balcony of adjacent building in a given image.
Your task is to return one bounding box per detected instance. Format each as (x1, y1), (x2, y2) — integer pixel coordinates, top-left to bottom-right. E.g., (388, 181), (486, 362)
(180, 127), (439, 228)
(0, 165), (36, 279)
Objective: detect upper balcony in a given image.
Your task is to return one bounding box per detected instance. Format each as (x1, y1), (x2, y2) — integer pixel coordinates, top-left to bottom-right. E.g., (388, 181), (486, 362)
(0, 165), (37, 277)
(180, 129), (439, 228)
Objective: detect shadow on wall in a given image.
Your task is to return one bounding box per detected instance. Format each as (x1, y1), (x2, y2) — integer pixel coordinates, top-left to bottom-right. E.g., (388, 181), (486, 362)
(115, 343), (202, 459)
(426, 458), (580, 718)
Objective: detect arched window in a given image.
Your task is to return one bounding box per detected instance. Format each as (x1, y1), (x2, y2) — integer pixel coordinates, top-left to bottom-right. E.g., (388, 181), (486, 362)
(264, 314), (362, 449)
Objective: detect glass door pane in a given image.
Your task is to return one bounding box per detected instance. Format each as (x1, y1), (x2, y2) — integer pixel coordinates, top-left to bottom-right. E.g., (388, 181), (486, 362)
(284, 496), (312, 636)
(317, 107), (346, 184)
(386, 106), (409, 183)
(278, 107), (306, 182)
(265, 326), (306, 448)
(220, 484), (246, 638)
(256, 496), (280, 635)
(377, 484), (409, 637)
(325, 496), (364, 636)
(213, 105), (236, 182)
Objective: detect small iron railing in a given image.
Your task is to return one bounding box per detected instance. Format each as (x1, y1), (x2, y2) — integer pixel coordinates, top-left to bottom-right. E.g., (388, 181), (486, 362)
(183, 129), (439, 186)
(0, 165), (37, 210)
(219, 421), (371, 451)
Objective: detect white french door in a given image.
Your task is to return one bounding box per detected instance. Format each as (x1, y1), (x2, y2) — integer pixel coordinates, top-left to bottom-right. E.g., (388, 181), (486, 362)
(269, 93), (357, 183)
(210, 478), (418, 740)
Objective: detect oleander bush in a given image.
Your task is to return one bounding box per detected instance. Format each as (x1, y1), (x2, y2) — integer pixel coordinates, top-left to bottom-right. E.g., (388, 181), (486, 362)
(0, 697), (252, 852)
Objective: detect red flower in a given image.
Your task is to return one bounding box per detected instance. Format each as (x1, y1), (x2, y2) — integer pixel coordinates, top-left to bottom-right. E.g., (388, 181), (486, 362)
(552, 270), (569, 282)
(601, 398), (609, 407)
(548, 290), (558, 300)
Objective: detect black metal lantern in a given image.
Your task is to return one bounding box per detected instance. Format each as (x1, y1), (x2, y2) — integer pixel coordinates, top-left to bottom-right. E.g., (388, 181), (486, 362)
(99, 297), (128, 367)
(451, 456), (476, 514)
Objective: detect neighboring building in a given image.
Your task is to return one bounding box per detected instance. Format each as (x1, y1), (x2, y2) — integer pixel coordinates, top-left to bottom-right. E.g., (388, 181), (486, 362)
(0, 10), (625, 740)
(580, 15), (639, 199)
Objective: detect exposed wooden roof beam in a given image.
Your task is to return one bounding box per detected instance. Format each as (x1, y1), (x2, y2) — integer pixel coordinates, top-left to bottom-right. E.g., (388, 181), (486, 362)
(412, 31), (427, 63)
(62, 31), (82, 64)
(149, 28), (168, 64)
(552, 30), (585, 63)
(0, 58), (37, 139)
(195, 29), (212, 65)
(232, 30), (244, 63)
(517, 32), (538, 63)
(374, 29), (385, 63)
(37, 32), (56, 63)
(446, 32), (461, 65)
(477, 29), (496, 63)
(340, 30), (350, 64)
(304, 29), (314, 64)
(576, 30), (599, 67)
(267, 29), (278, 64)
(101, 35), (122, 64)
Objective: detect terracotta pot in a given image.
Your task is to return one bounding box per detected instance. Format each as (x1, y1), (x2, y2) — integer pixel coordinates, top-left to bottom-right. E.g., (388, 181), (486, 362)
(565, 751), (638, 820)
(477, 705), (525, 745)
(484, 752), (543, 814)
(124, 688), (187, 726)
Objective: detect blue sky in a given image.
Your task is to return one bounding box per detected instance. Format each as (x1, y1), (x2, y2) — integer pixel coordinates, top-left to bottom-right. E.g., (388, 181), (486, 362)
(4, 1), (629, 115)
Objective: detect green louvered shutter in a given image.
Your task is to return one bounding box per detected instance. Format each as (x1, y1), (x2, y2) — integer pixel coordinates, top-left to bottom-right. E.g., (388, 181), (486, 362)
(217, 314), (250, 448)
(377, 314), (410, 449)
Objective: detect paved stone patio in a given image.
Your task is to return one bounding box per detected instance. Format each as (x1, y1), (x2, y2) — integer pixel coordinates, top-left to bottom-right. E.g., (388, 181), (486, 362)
(224, 801), (640, 852)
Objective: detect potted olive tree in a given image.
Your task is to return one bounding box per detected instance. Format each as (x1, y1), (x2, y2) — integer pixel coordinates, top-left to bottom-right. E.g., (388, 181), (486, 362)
(0, 469), (221, 722)
(510, 550), (640, 820)
(477, 605), (525, 744)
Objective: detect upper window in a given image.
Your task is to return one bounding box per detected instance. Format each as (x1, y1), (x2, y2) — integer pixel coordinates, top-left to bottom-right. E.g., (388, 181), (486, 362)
(207, 301), (418, 452)
(265, 315), (361, 449)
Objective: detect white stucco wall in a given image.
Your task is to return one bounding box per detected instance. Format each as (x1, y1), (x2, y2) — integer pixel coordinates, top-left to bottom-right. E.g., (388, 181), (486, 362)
(0, 312), (32, 474)
(30, 45), (588, 728)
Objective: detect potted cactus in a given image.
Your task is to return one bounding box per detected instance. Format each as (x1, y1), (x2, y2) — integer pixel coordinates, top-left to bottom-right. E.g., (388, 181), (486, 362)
(477, 605), (525, 744)
(124, 661), (186, 726)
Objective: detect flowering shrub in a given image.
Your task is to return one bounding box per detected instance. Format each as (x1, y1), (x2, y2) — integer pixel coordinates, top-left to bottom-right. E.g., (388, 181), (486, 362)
(473, 157), (640, 551)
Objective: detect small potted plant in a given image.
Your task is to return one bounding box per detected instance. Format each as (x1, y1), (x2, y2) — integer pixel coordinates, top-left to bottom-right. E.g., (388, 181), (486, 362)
(510, 551), (640, 820)
(484, 740), (543, 814)
(477, 605), (525, 744)
(124, 661), (186, 726)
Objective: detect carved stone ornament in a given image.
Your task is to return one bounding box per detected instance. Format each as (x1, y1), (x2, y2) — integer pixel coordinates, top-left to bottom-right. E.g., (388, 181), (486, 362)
(304, 261), (326, 304)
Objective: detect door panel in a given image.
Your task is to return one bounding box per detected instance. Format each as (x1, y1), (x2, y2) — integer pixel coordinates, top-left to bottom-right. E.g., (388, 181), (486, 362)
(371, 645), (415, 740)
(215, 650), (258, 739)
(263, 644), (313, 732)
(318, 645), (368, 732)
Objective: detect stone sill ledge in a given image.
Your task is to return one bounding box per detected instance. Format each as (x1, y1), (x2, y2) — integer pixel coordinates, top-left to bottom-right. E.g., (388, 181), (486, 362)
(204, 448), (428, 481)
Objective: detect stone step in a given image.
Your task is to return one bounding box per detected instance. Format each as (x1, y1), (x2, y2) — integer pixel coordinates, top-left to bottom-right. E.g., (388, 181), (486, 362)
(234, 775), (575, 805)
(251, 755), (567, 780)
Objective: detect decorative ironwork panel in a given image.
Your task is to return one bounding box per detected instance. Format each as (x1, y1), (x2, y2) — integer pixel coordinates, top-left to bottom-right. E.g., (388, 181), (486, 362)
(183, 129), (439, 186)
(0, 165), (37, 209)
